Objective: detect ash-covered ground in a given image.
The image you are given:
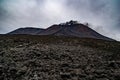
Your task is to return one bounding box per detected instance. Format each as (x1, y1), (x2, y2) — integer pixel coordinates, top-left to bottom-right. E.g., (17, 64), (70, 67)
(0, 35), (120, 80)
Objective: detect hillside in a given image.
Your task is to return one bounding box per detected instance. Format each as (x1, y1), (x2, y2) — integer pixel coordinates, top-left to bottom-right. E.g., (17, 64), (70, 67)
(7, 27), (45, 35)
(38, 21), (113, 41)
(0, 35), (120, 80)
(7, 21), (114, 41)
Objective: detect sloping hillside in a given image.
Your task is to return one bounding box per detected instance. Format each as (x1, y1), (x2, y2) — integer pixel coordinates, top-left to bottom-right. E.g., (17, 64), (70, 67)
(7, 21), (114, 41)
(37, 21), (113, 41)
(0, 35), (120, 80)
(8, 27), (45, 35)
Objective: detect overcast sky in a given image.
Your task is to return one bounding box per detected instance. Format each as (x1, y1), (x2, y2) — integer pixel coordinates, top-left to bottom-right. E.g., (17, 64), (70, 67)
(0, 0), (120, 40)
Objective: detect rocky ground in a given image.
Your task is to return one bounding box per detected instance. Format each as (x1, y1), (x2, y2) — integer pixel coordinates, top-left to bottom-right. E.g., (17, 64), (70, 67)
(0, 35), (120, 80)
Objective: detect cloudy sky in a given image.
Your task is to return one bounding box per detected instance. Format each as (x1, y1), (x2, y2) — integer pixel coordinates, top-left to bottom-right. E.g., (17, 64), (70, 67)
(0, 0), (120, 40)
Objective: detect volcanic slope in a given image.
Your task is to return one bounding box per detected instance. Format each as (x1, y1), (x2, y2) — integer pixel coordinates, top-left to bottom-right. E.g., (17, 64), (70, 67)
(0, 35), (119, 80)
(8, 27), (45, 35)
(37, 21), (113, 41)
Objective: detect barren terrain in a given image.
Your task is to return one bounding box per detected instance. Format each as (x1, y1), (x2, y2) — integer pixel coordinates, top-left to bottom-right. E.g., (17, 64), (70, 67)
(0, 35), (120, 80)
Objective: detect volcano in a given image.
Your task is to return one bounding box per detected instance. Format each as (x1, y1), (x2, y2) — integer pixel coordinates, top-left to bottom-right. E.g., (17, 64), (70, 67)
(2, 21), (119, 80)
(8, 21), (114, 41)
(37, 21), (113, 41)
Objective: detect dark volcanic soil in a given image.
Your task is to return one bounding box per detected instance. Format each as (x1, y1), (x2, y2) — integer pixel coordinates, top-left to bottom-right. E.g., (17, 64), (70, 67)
(0, 35), (120, 80)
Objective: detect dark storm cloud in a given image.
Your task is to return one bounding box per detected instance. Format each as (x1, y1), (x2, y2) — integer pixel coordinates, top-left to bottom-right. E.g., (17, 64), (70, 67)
(0, 7), (5, 20)
(0, 1), (10, 32)
(0, 1), (6, 20)
(115, 0), (120, 29)
(0, 0), (120, 40)
(67, 0), (107, 13)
